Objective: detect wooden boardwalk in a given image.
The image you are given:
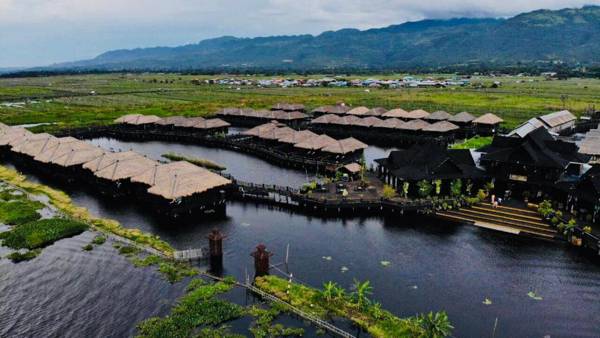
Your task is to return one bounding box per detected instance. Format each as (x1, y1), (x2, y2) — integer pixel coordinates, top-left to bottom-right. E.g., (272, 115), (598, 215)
(173, 248), (208, 261)
(201, 272), (356, 338)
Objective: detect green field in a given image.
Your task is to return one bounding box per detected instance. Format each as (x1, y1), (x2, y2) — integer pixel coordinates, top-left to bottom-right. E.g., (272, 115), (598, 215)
(1, 73), (599, 130)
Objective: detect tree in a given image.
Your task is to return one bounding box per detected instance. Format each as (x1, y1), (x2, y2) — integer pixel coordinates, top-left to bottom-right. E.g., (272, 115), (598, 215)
(417, 180), (433, 198)
(418, 311), (454, 338)
(382, 184), (397, 199)
(322, 281), (336, 302)
(351, 279), (373, 309)
(450, 179), (462, 197)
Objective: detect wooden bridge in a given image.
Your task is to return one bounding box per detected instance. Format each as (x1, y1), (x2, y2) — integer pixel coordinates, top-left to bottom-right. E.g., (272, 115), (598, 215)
(201, 272), (356, 338)
(173, 247), (208, 261)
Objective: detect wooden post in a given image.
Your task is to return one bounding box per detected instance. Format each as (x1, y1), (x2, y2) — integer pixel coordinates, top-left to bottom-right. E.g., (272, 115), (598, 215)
(207, 228), (225, 273)
(251, 244), (273, 277)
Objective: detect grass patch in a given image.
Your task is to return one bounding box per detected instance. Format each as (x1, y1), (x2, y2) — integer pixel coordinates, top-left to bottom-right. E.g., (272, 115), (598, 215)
(0, 166), (174, 256)
(6, 249), (40, 262)
(162, 152), (226, 171)
(450, 136), (493, 150)
(248, 303), (304, 338)
(118, 245), (140, 256)
(255, 275), (453, 338)
(136, 278), (243, 338)
(129, 253), (199, 283)
(0, 199), (44, 225)
(0, 218), (87, 250)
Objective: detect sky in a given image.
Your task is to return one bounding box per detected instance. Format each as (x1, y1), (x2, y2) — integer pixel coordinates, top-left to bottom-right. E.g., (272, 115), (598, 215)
(1, 0), (599, 68)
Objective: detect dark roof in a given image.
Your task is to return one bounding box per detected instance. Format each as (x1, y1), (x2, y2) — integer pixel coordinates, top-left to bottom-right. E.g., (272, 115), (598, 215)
(375, 143), (485, 181)
(575, 165), (600, 203)
(482, 127), (588, 169)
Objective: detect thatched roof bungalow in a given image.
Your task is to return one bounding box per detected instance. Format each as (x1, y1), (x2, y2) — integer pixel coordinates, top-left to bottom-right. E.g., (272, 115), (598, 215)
(258, 126), (297, 141)
(346, 106), (370, 116)
(294, 134), (337, 151)
(0, 128), (33, 147)
(271, 103), (305, 112)
(311, 105), (350, 116)
(398, 119), (430, 131)
(311, 114), (341, 125)
(405, 109), (430, 120)
(11, 133), (56, 157)
(82, 151), (158, 182)
(473, 113), (504, 135)
(448, 112), (476, 125)
(321, 137), (368, 154)
(278, 130), (318, 144)
(422, 121), (460, 133)
(382, 108), (409, 119)
(33, 137), (80, 162)
(242, 122), (285, 138)
(364, 107), (387, 117)
(425, 111), (453, 121)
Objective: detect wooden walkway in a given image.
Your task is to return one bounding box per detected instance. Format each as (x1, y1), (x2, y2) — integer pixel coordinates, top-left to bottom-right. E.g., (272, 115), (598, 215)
(201, 272), (356, 338)
(173, 248), (208, 261)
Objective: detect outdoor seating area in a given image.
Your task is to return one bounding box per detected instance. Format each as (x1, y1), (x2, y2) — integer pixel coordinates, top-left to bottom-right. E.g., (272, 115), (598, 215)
(215, 105), (309, 127)
(0, 122), (232, 216)
(115, 113), (231, 134)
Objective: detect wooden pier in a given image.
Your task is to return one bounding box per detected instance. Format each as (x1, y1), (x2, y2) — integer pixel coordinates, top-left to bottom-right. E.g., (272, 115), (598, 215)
(173, 248), (208, 261)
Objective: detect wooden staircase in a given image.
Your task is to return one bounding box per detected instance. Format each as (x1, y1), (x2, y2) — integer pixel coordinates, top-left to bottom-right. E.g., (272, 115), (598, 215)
(437, 202), (557, 240)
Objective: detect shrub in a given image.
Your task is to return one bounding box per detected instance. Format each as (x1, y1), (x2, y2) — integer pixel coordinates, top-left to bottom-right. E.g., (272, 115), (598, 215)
(0, 218), (88, 250)
(476, 189), (487, 201)
(382, 185), (397, 199)
(583, 226), (592, 233)
(450, 179), (462, 197)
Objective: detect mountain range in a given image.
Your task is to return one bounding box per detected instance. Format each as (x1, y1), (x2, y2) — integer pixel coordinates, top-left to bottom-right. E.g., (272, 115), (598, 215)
(47, 6), (600, 72)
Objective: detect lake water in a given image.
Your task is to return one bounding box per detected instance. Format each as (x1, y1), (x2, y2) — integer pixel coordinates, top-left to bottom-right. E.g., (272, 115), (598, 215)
(1, 139), (599, 337)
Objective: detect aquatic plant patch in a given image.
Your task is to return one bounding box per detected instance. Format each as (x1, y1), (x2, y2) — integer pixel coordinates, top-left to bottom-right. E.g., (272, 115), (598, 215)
(0, 199), (44, 225)
(136, 279), (244, 338)
(6, 249), (41, 262)
(0, 218), (87, 250)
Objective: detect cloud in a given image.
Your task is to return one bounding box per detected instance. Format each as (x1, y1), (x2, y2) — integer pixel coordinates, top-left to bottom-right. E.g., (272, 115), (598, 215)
(1, 0), (599, 67)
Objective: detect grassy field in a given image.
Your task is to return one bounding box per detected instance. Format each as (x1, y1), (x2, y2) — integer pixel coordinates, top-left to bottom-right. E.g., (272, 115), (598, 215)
(0, 73), (599, 130)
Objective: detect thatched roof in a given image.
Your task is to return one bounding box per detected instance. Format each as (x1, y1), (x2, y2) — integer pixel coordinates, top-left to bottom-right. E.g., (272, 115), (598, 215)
(216, 108), (242, 116)
(473, 113), (504, 125)
(311, 114), (341, 125)
(321, 137), (368, 154)
(0, 128), (33, 146)
(155, 116), (188, 126)
(272, 111), (308, 120)
(272, 103), (305, 111)
(373, 118), (405, 129)
(205, 118), (231, 129)
(294, 134), (337, 150)
(144, 163), (232, 200)
(242, 122), (284, 137)
(50, 143), (106, 167)
(346, 106), (370, 116)
(0, 122), (10, 131)
(360, 116), (384, 127)
(422, 121), (460, 133)
(426, 111), (453, 121)
(332, 115), (363, 126)
(11, 133), (56, 156)
(343, 163), (362, 174)
(364, 107), (387, 117)
(382, 108), (409, 118)
(82, 151), (158, 181)
(259, 126), (297, 140)
(33, 137), (80, 162)
(349, 117), (372, 128)
(405, 109), (430, 120)
(278, 129), (319, 144)
(312, 105), (350, 115)
(115, 114), (161, 125)
(448, 112), (476, 123)
(114, 114), (143, 124)
(173, 117), (206, 128)
(399, 119), (431, 131)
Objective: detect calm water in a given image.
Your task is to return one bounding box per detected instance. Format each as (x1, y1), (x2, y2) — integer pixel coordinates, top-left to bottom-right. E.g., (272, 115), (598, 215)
(1, 139), (600, 337)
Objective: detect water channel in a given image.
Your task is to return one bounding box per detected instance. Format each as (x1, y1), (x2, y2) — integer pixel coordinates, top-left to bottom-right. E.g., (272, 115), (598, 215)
(1, 137), (599, 337)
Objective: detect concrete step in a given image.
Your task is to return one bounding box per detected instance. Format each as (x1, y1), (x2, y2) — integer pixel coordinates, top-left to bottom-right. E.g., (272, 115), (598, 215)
(457, 208), (548, 228)
(477, 202), (540, 216)
(443, 210), (556, 236)
(470, 205), (544, 222)
(437, 212), (556, 240)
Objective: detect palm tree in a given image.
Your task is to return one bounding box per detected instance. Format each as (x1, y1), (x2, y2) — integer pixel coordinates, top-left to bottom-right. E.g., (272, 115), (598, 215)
(351, 279), (373, 309)
(418, 311), (454, 338)
(322, 281), (337, 302)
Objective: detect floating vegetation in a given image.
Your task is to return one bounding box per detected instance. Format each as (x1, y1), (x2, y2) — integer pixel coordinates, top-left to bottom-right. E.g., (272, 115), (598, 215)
(82, 244), (94, 251)
(248, 304), (304, 337)
(6, 249), (40, 262)
(91, 235), (106, 245)
(129, 253), (198, 283)
(0, 198), (44, 225)
(322, 256), (332, 261)
(380, 260), (391, 267)
(483, 298), (492, 305)
(118, 245), (141, 256)
(340, 266), (349, 273)
(527, 291), (543, 301)
(162, 152), (226, 171)
(0, 218), (87, 250)
(255, 275), (453, 338)
(136, 278), (244, 338)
